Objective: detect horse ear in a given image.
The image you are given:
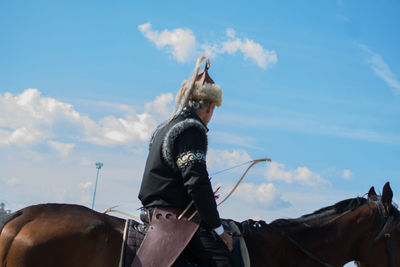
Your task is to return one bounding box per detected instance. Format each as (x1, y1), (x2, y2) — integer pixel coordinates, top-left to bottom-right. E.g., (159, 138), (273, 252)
(368, 186), (377, 199)
(381, 182), (393, 215)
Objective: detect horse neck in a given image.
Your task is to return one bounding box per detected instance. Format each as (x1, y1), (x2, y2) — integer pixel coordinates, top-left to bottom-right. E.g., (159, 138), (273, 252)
(268, 203), (383, 266)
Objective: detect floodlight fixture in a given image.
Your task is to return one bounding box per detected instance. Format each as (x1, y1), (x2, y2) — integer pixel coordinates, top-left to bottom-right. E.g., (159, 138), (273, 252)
(96, 162), (103, 170)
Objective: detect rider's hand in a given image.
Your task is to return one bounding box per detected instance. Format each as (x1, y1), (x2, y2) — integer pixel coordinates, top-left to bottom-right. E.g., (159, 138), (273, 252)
(219, 231), (233, 252)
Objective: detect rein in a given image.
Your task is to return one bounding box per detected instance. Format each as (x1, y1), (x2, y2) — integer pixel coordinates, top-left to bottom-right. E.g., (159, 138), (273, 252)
(267, 223), (334, 267)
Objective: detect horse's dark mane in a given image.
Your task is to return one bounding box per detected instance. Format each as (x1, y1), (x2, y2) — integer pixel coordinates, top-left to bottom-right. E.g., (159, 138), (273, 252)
(266, 194), (400, 239)
(270, 197), (368, 229)
(308, 197), (368, 217)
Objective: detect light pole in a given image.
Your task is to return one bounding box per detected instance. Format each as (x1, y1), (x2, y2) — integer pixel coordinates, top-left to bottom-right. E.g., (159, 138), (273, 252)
(91, 162), (103, 209)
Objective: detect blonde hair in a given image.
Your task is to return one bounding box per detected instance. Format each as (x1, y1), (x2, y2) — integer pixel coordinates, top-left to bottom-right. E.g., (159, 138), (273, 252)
(169, 56), (221, 121)
(169, 56), (209, 120)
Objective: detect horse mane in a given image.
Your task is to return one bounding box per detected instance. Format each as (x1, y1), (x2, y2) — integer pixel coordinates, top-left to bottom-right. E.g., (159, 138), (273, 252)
(270, 197), (368, 229)
(267, 194), (400, 240)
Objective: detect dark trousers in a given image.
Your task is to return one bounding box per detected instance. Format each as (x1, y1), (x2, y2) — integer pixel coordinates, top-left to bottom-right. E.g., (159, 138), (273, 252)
(174, 224), (233, 267)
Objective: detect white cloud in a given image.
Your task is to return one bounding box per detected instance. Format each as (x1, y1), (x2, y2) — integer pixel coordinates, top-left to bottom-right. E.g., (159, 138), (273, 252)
(231, 182), (290, 209)
(342, 169), (353, 180)
(85, 112), (155, 146)
(265, 161), (329, 186)
(207, 148), (252, 170)
(0, 127), (42, 146)
(320, 167), (355, 181)
(0, 89), (174, 148)
(138, 23), (277, 69)
(48, 140), (75, 156)
(79, 181), (93, 190)
(138, 22), (197, 62)
(4, 177), (22, 186)
(202, 29), (278, 69)
(202, 43), (220, 59)
(145, 93), (174, 117)
(218, 29), (278, 69)
(79, 158), (93, 166)
(226, 29), (236, 39)
(359, 44), (400, 95)
(0, 89), (80, 146)
(87, 101), (134, 113)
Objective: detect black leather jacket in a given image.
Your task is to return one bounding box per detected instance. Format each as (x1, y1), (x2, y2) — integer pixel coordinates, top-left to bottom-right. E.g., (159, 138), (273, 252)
(138, 108), (221, 229)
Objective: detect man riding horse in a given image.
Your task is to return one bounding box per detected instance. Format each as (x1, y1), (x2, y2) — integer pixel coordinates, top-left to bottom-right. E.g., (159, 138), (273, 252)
(138, 56), (233, 266)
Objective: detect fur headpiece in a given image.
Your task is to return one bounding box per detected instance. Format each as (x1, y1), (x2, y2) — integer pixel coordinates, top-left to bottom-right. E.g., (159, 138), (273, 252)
(170, 56), (222, 119)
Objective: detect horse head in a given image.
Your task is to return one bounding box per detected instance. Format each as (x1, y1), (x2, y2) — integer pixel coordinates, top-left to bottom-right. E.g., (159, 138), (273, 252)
(249, 182), (399, 266)
(355, 182), (400, 267)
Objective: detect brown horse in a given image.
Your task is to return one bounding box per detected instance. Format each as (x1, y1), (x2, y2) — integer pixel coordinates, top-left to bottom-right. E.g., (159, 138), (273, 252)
(0, 205), (328, 267)
(241, 182), (400, 267)
(354, 186), (400, 267)
(0, 182), (398, 267)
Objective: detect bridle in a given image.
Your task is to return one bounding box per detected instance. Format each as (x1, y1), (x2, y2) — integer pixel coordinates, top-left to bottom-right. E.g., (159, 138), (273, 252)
(384, 233), (395, 267)
(363, 200), (395, 267)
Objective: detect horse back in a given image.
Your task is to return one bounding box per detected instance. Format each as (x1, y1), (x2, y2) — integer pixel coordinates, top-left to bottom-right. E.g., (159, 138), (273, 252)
(0, 203), (124, 267)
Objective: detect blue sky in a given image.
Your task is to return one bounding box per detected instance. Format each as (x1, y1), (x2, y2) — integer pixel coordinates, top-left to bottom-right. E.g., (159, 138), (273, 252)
(1, 2), (399, 263)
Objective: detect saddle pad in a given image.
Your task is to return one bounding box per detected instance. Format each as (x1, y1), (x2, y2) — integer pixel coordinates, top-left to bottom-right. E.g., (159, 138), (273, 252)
(119, 219), (145, 267)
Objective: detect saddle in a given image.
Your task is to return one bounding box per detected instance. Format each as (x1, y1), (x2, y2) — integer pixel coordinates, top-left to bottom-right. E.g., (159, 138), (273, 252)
(118, 214), (249, 267)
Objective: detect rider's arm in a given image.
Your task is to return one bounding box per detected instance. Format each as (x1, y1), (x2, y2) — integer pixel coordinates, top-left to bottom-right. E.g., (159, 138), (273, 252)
(174, 128), (221, 229)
